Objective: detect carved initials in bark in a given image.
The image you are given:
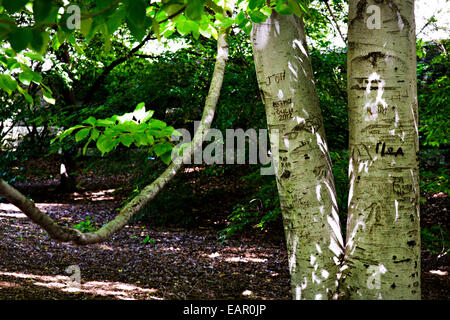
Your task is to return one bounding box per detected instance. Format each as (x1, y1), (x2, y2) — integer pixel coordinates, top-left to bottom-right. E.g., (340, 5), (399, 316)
(392, 177), (412, 196)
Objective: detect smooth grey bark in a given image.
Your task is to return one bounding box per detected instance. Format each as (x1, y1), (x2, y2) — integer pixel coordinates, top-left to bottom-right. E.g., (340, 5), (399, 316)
(343, 0), (421, 299)
(0, 28), (230, 245)
(252, 12), (344, 300)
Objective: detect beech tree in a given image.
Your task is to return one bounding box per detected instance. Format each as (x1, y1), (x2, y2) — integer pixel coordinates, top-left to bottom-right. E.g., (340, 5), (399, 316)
(251, 11), (344, 300)
(251, 0), (420, 299)
(0, 0), (422, 300)
(342, 0), (421, 300)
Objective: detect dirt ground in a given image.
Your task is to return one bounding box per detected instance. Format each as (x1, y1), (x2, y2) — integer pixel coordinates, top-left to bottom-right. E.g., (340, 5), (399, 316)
(0, 157), (448, 300)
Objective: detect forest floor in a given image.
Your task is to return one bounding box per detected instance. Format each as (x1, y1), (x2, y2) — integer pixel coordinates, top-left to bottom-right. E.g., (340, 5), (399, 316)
(0, 155), (448, 300)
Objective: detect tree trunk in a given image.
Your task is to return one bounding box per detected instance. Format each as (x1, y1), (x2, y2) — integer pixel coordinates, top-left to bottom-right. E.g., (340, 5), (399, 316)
(343, 0), (420, 299)
(252, 12), (344, 300)
(56, 148), (77, 193)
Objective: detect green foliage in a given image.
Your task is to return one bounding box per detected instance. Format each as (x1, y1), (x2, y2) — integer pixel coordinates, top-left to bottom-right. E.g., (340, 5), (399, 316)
(0, 46), (44, 101)
(310, 49), (348, 150)
(73, 216), (98, 233)
(419, 149), (449, 197)
(416, 40), (449, 198)
(420, 166), (449, 196)
(219, 168), (280, 239)
(54, 102), (179, 164)
(2, 0), (28, 14)
(417, 40), (449, 148)
(422, 225), (450, 254)
(142, 235), (156, 244)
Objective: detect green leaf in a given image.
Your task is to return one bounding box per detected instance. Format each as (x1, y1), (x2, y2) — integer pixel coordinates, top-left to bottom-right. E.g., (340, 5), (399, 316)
(58, 124), (85, 141)
(81, 18), (94, 38)
(57, 125), (85, 141)
(275, 2), (293, 15)
(199, 25), (212, 38)
(148, 119), (167, 130)
(179, 19), (199, 37)
(135, 102), (145, 110)
(95, 118), (115, 127)
(119, 134), (134, 147)
(186, 0), (205, 21)
(161, 126), (176, 137)
(106, 6), (126, 34)
(96, 134), (117, 154)
(162, 3), (184, 19)
(42, 89), (55, 104)
(126, 17), (147, 40)
(288, 0), (303, 17)
(75, 128), (91, 142)
(152, 19), (161, 41)
(248, 8), (271, 23)
(100, 24), (111, 52)
(205, 0), (224, 14)
(126, 0), (147, 27)
(161, 151), (172, 165)
(29, 29), (49, 53)
(91, 128), (100, 140)
(215, 13), (234, 29)
(248, 0), (265, 10)
(146, 133), (155, 145)
(0, 74), (18, 94)
(125, 0), (148, 39)
(17, 86), (33, 104)
(8, 27), (32, 52)
(2, 48), (16, 58)
(24, 52), (44, 62)
(83, 116), (97, 126)
(3, 0), (29, 13)
(82, 138), (93, 155)
(33, 0), (58, 24)
(153, 143), (172, 157)
(31, 71), (42, 83)
(19, 72), (34, 86)
(133, 132), (148, 146)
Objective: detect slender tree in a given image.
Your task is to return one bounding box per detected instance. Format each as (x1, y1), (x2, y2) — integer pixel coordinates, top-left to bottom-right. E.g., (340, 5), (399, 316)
(343, 0), (421, 299)
(251, 12), (344, 300)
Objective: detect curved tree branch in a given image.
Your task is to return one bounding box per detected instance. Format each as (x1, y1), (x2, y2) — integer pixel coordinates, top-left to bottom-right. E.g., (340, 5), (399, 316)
(0, 28), (230, 245)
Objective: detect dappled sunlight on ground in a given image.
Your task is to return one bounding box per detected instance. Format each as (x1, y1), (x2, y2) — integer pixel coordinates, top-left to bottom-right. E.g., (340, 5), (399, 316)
(429, 270), (448, 276)
(0, 270), (161, 300)
(203, 251), (268, 264)
(73, 189), (116, 201)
